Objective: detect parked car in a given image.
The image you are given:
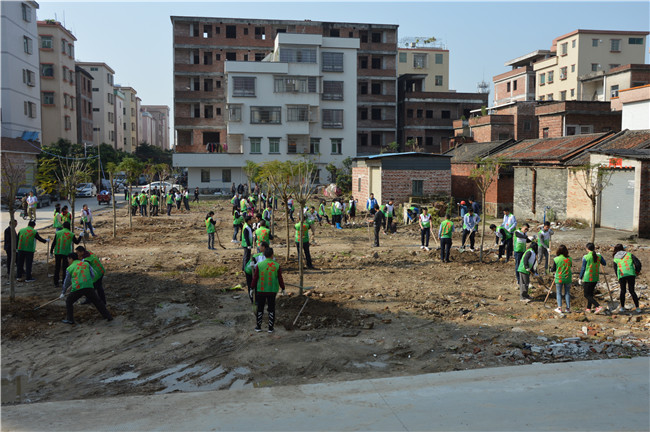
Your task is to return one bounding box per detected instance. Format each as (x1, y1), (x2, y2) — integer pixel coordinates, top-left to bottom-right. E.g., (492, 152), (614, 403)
(76, 183), (97, 197)
(14, 185), (51, 209)
(140, 181), (182, 194)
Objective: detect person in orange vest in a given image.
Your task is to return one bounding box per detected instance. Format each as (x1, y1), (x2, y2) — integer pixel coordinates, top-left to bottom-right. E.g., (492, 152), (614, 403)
(60, 252), (112, 325)
(16, 220), (47, 282)
(612, 243), (642, 314)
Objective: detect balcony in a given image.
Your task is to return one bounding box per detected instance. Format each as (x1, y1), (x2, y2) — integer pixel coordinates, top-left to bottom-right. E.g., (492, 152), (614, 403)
(357, 68), (396, 78)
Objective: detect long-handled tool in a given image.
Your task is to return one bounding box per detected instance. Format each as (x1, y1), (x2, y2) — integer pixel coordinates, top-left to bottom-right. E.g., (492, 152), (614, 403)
(34, 296), (61, 311)
(600, 268), (618, 311)
(46, 238), (53, 277)
(543, 279), (555, 306)
(214, 226), (226, 249)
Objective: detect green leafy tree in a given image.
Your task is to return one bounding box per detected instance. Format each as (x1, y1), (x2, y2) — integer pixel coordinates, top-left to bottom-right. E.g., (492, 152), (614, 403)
(56, 158), (92, 233)
(470, 157), (505, 262)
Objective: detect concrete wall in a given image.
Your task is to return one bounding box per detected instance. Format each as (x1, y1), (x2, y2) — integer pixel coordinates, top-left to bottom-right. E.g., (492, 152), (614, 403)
(514, 166), (568, 222)
(189, 166), (244, 191)
(566, 169), (594, 223)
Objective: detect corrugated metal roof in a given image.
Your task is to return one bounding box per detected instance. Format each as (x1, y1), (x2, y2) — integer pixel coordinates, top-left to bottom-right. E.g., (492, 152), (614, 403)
(567, 129), (650, 165)
(497, 132), (611, 164)
(446, 139), (516, 163)
(590, 148), (650, 161)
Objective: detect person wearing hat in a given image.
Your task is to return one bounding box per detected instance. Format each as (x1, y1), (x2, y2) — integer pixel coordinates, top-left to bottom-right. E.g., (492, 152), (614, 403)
(612, 244), (642, 314)
(458, 200), (468, 218)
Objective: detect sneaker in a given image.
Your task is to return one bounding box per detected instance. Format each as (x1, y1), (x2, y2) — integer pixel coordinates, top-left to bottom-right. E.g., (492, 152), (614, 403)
(564, 309), (571, 314)
(635, 308), (642, 314)
(25, 278), (36, 283)
(520, 298), (531, 303)
(617, 306), (627, 314)
(254, 327), (262, 332)
(16, 278), (24, 282)
(554, 307), (563, 314)
(469, 248), (475, 252)
(231, 240), (237, 243)
(585, 308), (591, 313)
(594, 306), (604, 314)
(420, 246), (424, 250)
(268, 328), (274, 333)
(61, 319), (75, 325)
(424, 247), (430, 251)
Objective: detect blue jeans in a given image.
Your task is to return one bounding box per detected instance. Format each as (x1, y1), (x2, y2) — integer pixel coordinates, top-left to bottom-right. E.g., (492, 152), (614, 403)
(514, 251), (523, 283)
(556, 283), (571, 309)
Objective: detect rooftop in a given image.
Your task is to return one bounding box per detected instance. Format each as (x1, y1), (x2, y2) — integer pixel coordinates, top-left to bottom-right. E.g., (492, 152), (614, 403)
(568, 129), (650, 165)
(354, 152), (451, 160)
(446, 140), (516, 163)
(504, 50), (553, 68)
(496, 132), (613, 164)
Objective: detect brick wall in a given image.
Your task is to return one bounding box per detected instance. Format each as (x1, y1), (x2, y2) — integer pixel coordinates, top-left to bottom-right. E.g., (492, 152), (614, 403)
(381, 168), (451, 204)
(452, 163), (513, 216)
(352, 166), (369, 204)
(513, 167), (568, 222)
(565, 169), (593, 223)
(538, 116), (563, 138)
(471, 123), (514, 143)
(639, 162), (650, 238)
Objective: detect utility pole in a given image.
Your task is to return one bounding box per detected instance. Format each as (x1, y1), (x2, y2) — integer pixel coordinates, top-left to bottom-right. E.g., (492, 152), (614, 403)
(98, 144), (101, 190)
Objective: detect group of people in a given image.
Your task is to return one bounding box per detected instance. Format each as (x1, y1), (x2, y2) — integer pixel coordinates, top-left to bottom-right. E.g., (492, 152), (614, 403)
(127, 187), (195, 217)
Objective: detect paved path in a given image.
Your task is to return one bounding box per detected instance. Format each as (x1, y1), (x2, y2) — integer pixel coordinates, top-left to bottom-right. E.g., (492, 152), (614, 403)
(2, 358), (648, 431)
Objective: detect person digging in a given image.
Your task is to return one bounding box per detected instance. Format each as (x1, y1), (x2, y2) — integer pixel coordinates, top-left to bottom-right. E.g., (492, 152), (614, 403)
(60, 252), (113, 325)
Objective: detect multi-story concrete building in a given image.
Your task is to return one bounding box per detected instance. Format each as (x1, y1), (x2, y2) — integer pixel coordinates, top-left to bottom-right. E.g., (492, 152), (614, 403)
(114, 88), (125, 151)
(170, 16), (398, 159)
(492, 50), (552, 106)
(397, 46), (449, 92)
(37, 20), (77, 146)
(116, 86), (138, 152)
(580, 63), (650, 102)
(534, 30), (648, 102)
(1, 1), (41, 140)
(75, 65), (93, 146)
(76, 62), (115, 147)
(174, 32), (359, 190)
(141, 105), (171, 149)
(140, 110), (155, 145)
(611, 84), (650, 130)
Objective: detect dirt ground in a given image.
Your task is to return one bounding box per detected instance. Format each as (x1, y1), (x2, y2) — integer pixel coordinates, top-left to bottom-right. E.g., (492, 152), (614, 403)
(2, 199), (649, 405)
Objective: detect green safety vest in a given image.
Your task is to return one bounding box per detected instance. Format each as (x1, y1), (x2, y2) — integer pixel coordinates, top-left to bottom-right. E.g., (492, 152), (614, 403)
(53, 229), (74, 256)
(498, 227), (512, 240)
(84, 252), (105, 283)
(131, 195), (138, 206)
(61, 213), (71, 225)
(206, 218), (215, 234)
(139, 194), (148, 205)
(613, 252), (636, 279)
(582, 253), (602, 282)
(17, 227), (38, 252)
(233, 212), (243, 226)
(241, 223), (252, 248)
(255, 226), (270, 247)
(514, 230), (527, 253)
(151, 195), (159, 205)
(66, 260), (94, 292)
(231, 196), (238, 205)
(331, 203), (341, 216)
(554, 255), (572, 284)
(262, 208), (271, 222)
(517, 248), (535, 275)
(318, 203), (326, 216)
(240, 199), (247, 211)
(538, 229), (550, 248)
(420, 214), (431, 228)
(294, 222), (309, 243)
(440, 220), (453, 238)
(53, 212), (62, 229)
(166, 194), (174, 204)
(256, 259), (280, 293)
(245, 252), (263, 275)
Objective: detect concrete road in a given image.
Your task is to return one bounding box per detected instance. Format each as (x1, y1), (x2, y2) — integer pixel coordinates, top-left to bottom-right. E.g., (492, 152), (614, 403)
(2, 358), (648, 431)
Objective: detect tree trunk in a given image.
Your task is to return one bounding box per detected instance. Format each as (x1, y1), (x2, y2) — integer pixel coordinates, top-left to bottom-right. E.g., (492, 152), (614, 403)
(109, 172), (117, 238)
(70, 196), (76, 233)
(298, 206), (304, 296)
(590, 198), (596, 244)
(129, 185), (133, 229)
(9, 212), (17, 301)
(479, 191), (487, 263)
(285, 197), (291, 263)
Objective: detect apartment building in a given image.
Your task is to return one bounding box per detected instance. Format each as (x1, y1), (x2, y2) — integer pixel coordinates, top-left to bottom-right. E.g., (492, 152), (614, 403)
(116, 86), (138, 152)
(76, 62), (115, 147)
(140, 110), (155, 145)
(170, 16), (398, 160)
(580, 63), (650, 102)
(397, 47), (449, 92)
(174, 32), (359, 190)
(114, 88), (125, 151)
(492, 50), (552, 106)
(75, 65), (94, 146)
(1, 1), (41, 140)
(141, 105), (171, 149)
(534, 29), (648, 102)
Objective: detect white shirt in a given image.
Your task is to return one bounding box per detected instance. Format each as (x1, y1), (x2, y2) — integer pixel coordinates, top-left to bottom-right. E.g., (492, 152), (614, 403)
(385, 204), (394, 217)
(26, 196), (38, 208)
(502, 213), (517, 232)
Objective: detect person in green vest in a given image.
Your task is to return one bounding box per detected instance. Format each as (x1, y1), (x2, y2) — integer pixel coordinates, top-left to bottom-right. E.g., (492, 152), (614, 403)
(131, 192), (139, 216)
(150, 192), (159, 216)
(254, 220), (271, 252)
(183, 189), (190, 211)
(50, 221), (81, 287)
(251, 247), (285, 333)
(287, 196), (295, 222)
(438, 214), (454, 263)
(500, 208), (517, 261)
(15, 220), (47, 282)
(418, 207), (432, 251)
(513, 224), (532, 286)
(206, 211), (216, 250)
(537, 221), (554, 275)
(489, 223), (513, 263)
(262, 205), (272, 226)
(295, 219), (314, 269)
(232, 209), (244, 243)
(53, 203), (63, 232)
(612, 244), (642, 314)
(240, 196), (248, 214)
(384, 200), (395, 234)
(331, 199), (343, 229)
(80, 204), (96, 237)
(578, 243), (607, 313)
(244, 241), (269, 305)
(138, 191), (148, 216)
(241, 215), (254, 292)
(460, 207), (480, 252)
(60, 206), (72, 227)
(231, 194), (239, 215)
(406, 205), (419, 225)
(76, 246), (107, 305)
(516, 242), (538, 302)
(549, 244), (572, 314)
(318, 200), (330, 225)
(166, 191), (174, 216)
(174, 190), (182, 211)
(60, 252), (113, 325)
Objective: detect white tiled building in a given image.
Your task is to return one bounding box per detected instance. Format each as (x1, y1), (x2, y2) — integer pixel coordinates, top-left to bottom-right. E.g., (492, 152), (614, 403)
(76, 62), (115, 147)
(173, 33), (359, 190)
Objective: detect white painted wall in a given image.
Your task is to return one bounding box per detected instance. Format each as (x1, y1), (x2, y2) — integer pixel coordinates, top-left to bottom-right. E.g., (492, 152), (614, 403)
(78, 63), (115, 147)
(622, 100), (650, 130)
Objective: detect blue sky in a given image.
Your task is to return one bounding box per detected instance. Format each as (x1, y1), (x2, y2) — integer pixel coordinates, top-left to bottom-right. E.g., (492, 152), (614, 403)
(36, 1), (650, 138)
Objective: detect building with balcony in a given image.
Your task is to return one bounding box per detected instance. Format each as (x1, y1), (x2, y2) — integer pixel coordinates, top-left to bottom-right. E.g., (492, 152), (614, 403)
(492, 50), (552, 106)
(141, 105), (171, 150)
(170, 16), (398, 159)
(116, 86), (138, 152)
(114, 89), (125, 151)
(77, 62), (116, 147)
(1, 1), (41, 141)
(579, 63), (650, 102)
(75, 65), (94, 146)
(37, 19), (77, 146)
(173, 32), (359, 190)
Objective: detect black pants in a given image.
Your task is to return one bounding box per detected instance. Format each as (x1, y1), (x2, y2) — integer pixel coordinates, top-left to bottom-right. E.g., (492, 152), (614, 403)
(385, 217), (393, 233)
(53, 254), (67, 285)
(440, 238), (452, 262)
(208, 233), (215, 250)
(420, 228), (430, 247)
(289, 209), (295, 222)
(140, 204), (147, 216)
(66, 287), (112, 322)
(374, 224), (381, 246)
(462, 229), (476, 249)
(167, 204), (173, 216)
(505, 237), (513, 260)
(4, 249), (12, 275)
(183, 198), (190, 211)
(193, 194), (199, 202)
(176, 200), (181, 210)
(256, 291), (277, 330)
(131, 205), (137, 216)
(94, 276), (106, 304)
(152, 205), (159, 216)
(583, 282), (600, 309)
(16, 250), (34, 279)
(243, 248), (252, 292)
(619, 276), (639, 308)
(296, 242), (313, 268)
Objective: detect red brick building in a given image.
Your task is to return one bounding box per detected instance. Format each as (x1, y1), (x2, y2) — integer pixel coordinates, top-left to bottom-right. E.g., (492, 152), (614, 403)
(453, 101), (538, 143)
(352, 152), (451, 206)
(492, 50), (552, 106)
(535, 101), (621, 138)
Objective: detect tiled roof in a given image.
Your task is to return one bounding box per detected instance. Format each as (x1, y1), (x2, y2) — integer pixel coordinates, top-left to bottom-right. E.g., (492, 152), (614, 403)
(0, 137), (42, 154)
(496, 132), (612, 164)
(446, 140), (515, 163)
(567, 129), (650, 165)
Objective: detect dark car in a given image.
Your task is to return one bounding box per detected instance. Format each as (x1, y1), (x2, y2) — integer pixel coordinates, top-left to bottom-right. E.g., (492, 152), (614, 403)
(15, 185), (51, 208)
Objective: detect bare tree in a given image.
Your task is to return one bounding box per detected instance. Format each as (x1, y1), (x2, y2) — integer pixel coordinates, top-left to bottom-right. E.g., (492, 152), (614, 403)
(56, 158), (92, 233)
(1, 156), (24, 300)
(259, 161), (293, 262)
(118, 157), (144, 229)
(143, 161), (157, 218)
(105, 162), (119, 238)
(470, 157), (505, 263)
(570, 163), (614, 243)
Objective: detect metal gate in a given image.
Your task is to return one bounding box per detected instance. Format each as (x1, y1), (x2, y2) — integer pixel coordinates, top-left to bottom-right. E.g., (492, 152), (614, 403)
(600, 169), (635, 231)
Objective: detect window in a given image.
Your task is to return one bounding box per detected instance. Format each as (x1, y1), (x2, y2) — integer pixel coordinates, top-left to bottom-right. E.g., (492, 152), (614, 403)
(250, 106), (281, 124)
(560, 42), (568, 55)
(40, 35), (52, 49)
(42, 91), (54, 105)
(63, 93), (70, 108)
(416, 109), (423, 118)
(204, 105), (214, 118)
(547, 94), (553, 101)
(255, 26), (266, 40)
(560, 90), (567, 101)
(435, 53), (443, 64)
(287, 139), (296, 154)
(359, 82), (368, 94)
(23, 36), (32, 54)
(243, 54), (248, 61)
(330, 138), (342, 154)
(40, 64), (54, 78)
(358, 178), (361, 192)
(329, 29), (339, 37)
(570, 89), (575, 97)
(434, 75), (443, 86)
(226, 25), (236, 38)
(371, 82), (382, 94)
(539, 95), (545, 101)
(547, 71), (554, 83)
(591, 63), (599, 72)
(592, 39), (599, 47)
(108, 112), (114, 123)
(255, 53), (265, 61)
(203, 25), (212, 39)
(407, 109), (413, 118)
(359, 108), (368, 120)
(204, 51), (213, 65)
(64, 115), (71, 131)
(243, 28), (248, 35)
(523, 120), (532, 131)
(269, 137), (280, 154)
(398, 52), (407, 63)
(62, 66), (68, 82)
(22, 69), (35, 86)
(413, 53), (427, 69)
(22, 3), (31, 21)
(250, 137), (261, 154)
(425, 137), (433, 147)
(107, 93), (113, 104)
(322, 109), (343, 128)
(287, 105), (309, 121)
(629, 37), (643, 45)
(310, 138), (320, 154)
(322, 52), (344, 71)
(572, 39), (576, 48)
(610, 39), (621, 52)
(441, 110), (450, 119)
(359, 56), (368, 69)
(571, 64), (575, 73)
(93, 108), (100, 112)
(371, 57), (381, 69)
(371, 32), (382, 43)
(227, 105), (241, 122)
(412, 180), (423, 196)
(61, 39), (67, 54)
(222, 169), (231, 183)
(610, 85), (619, 98)
(24, 101), (36, 118)
(507, 82), (511, 92)
(513, 80), (518, 90)
(280, 48), (317, 63)
(609, 64), (620, 70)
(372, 108), (382, 120)
(539, 73), (545, 85)
(542, 127), (549, 138)
(92, 87), (99, 92)
(232, 77), (255, 96)
(274, 76), (315, 93)
(371, 133), (381, 147)
(322, 81), (344, 100)
(426, 110), (433, 119)
(225, 52), (236, 61)
(560, 67), (567, 80)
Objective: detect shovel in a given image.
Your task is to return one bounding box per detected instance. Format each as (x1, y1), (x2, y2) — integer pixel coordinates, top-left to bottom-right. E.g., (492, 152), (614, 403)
(284, 296), (309, 331)
(34, 296), (61, 311)
(600, 269), (618, 310)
